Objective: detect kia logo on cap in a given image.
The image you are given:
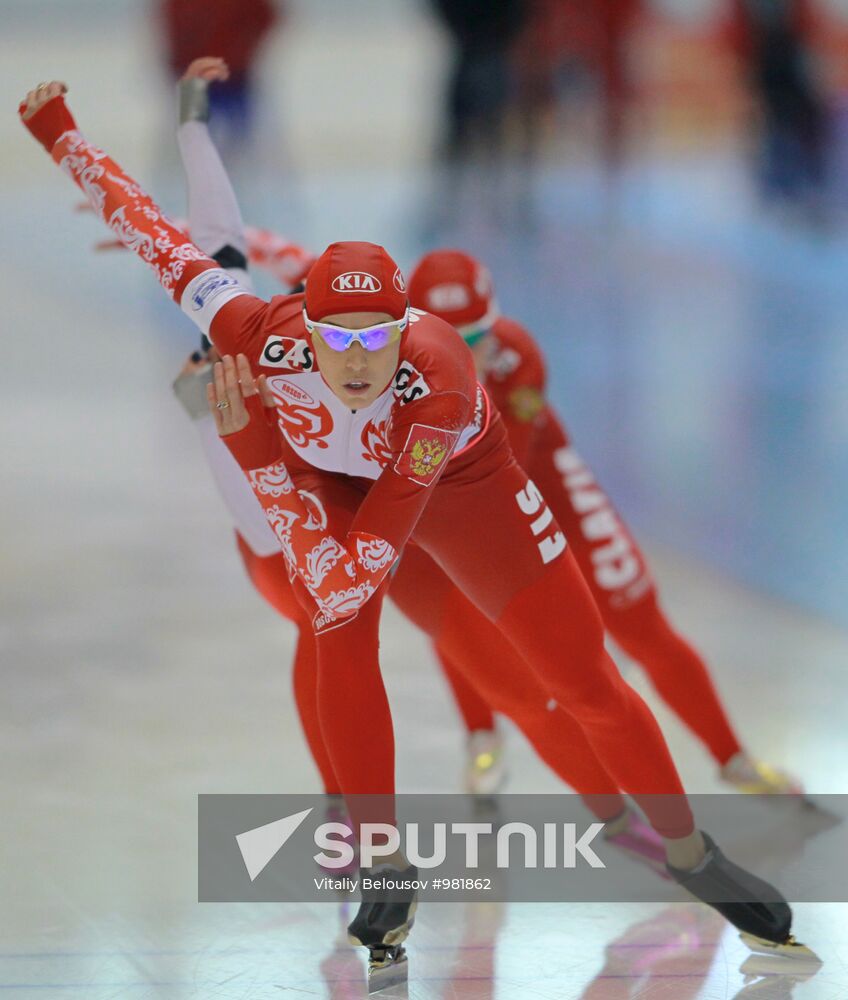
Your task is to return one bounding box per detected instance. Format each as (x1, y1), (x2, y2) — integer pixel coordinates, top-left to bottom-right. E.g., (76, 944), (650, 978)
(427, 283), (471, 311)
(393, 268), (406, 293)
(332, 272), (382, 293)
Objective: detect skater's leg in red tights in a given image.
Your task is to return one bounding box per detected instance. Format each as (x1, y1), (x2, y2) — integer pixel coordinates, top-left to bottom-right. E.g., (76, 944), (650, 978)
(291, 630), (341, 795)
(526, 426), (743, 767)
(236, 533), (341, 794)
(609, 595), (742, 766)
(281, 473), (398, 840)
(437, 648), (496, 733)
(495, 570), (691, 835)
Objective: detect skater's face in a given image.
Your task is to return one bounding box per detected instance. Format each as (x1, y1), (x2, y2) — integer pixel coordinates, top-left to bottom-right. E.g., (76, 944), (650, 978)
(309, 311), (402, 410)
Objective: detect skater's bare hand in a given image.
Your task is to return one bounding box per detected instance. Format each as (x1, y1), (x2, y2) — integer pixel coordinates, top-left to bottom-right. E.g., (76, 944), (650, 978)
(207, 353), (275, 436)
(181, 57), (230, 84)
(21, 81), (67, 120)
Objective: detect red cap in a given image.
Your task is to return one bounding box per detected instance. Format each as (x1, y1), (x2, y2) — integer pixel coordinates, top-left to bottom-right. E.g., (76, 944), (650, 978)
(408, 249), (497, 330)
(304, 241), (408, 321)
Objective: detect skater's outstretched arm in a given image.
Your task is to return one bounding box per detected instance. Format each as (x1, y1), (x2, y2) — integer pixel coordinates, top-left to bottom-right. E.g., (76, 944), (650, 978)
(19, 82), (268, 359)
(177, 57), (314, 290)
(176, 60), (315, 293)
(177, 58), (249, 268)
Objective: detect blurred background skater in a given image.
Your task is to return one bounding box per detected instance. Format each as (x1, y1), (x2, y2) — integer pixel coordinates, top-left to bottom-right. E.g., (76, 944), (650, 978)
(725, 0), (831, 221)
(513, 0), (644, 193)
(427, 0), (529, 230)
(155, 0), (279, 152)
(592, 0), (644, 178)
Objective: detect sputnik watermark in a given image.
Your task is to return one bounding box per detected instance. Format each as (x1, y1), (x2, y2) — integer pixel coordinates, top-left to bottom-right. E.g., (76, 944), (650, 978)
(199, 793), (848, 904)
(315, 821), (607, 870)
(235, 809), (607, 881)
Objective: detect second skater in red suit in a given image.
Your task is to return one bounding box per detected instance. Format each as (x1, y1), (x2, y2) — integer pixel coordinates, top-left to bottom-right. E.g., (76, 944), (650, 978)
(403, 249), (804, 799)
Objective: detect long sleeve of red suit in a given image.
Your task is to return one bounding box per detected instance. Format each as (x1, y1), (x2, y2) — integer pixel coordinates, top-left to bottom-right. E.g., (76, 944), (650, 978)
(21, 96), (223, 302)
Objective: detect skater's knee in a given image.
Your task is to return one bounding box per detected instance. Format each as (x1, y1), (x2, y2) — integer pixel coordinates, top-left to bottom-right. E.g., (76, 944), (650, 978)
(563, 653), (634, 724)
(607, 593), (669, 660)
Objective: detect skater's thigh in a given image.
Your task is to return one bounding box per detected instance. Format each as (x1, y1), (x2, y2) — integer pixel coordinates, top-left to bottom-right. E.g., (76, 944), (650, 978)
(413, 454), (568, 621)
(391, 542), (553, 715)
(389, 543), (456, 636)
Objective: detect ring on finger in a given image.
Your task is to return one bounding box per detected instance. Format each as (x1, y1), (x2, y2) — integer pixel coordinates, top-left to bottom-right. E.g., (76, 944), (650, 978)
(216, 400), (230, 410)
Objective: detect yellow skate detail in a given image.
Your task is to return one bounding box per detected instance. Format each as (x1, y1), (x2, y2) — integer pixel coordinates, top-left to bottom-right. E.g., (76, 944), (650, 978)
(465, 730), (507, 795)
(739, 931), (819, 962)
(722, 755), (804, 796)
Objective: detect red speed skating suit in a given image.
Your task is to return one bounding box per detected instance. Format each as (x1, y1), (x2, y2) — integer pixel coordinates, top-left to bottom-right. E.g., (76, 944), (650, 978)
(25, 97), (695, 838)
(172, 114), (635, 816)
(428, 318), (743, 767)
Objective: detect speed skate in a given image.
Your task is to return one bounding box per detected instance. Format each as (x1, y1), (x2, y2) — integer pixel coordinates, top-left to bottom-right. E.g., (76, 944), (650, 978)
(347, 865), (419, 994)
(363, 945), (409, 995)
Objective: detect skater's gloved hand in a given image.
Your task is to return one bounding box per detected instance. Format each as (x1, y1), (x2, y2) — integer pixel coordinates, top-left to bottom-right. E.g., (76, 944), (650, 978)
(179, 57), (230, 124)
(19, 81), (74, 152)
(182, 57), (230, 85)
(208, 353), (284, 469)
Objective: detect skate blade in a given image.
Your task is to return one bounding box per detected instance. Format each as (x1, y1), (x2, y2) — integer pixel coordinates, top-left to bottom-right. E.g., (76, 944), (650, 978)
(367, 947), (408, 995)
(739, 932), (820, 963)
(740, 949), (823, 979)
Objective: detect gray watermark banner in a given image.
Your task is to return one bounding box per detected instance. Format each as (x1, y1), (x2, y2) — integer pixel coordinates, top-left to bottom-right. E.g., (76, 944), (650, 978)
(198, 793), (844, 903)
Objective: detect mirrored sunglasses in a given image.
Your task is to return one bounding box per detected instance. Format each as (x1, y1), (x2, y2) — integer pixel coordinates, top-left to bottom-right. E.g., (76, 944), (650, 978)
(303, 309), (408, 352)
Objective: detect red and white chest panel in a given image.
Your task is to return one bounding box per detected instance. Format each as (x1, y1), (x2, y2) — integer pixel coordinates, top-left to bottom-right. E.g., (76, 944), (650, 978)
(265, 368), (397, 479)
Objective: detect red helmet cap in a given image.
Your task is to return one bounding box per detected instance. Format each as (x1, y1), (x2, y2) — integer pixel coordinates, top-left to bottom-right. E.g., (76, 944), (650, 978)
(304, 241), (408, 321)
(408, 249), (498, 330)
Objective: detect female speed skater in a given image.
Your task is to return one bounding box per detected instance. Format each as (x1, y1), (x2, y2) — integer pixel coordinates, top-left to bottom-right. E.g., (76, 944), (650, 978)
(168, 60), (654, 834)
(20, 79), (813, 976)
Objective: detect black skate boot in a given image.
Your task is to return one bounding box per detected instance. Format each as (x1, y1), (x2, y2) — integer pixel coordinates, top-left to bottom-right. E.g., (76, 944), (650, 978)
(667, 832), (815, 959)
(348, 864), (419, 993)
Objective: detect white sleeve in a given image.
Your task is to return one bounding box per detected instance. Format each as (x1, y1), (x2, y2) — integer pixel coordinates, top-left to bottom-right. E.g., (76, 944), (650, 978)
(177, 120), (248, 259)
(194, 415), (283, 559)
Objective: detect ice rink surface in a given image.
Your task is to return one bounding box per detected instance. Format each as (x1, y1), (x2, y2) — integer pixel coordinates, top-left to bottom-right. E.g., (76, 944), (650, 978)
(2, 1), (848, 997)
